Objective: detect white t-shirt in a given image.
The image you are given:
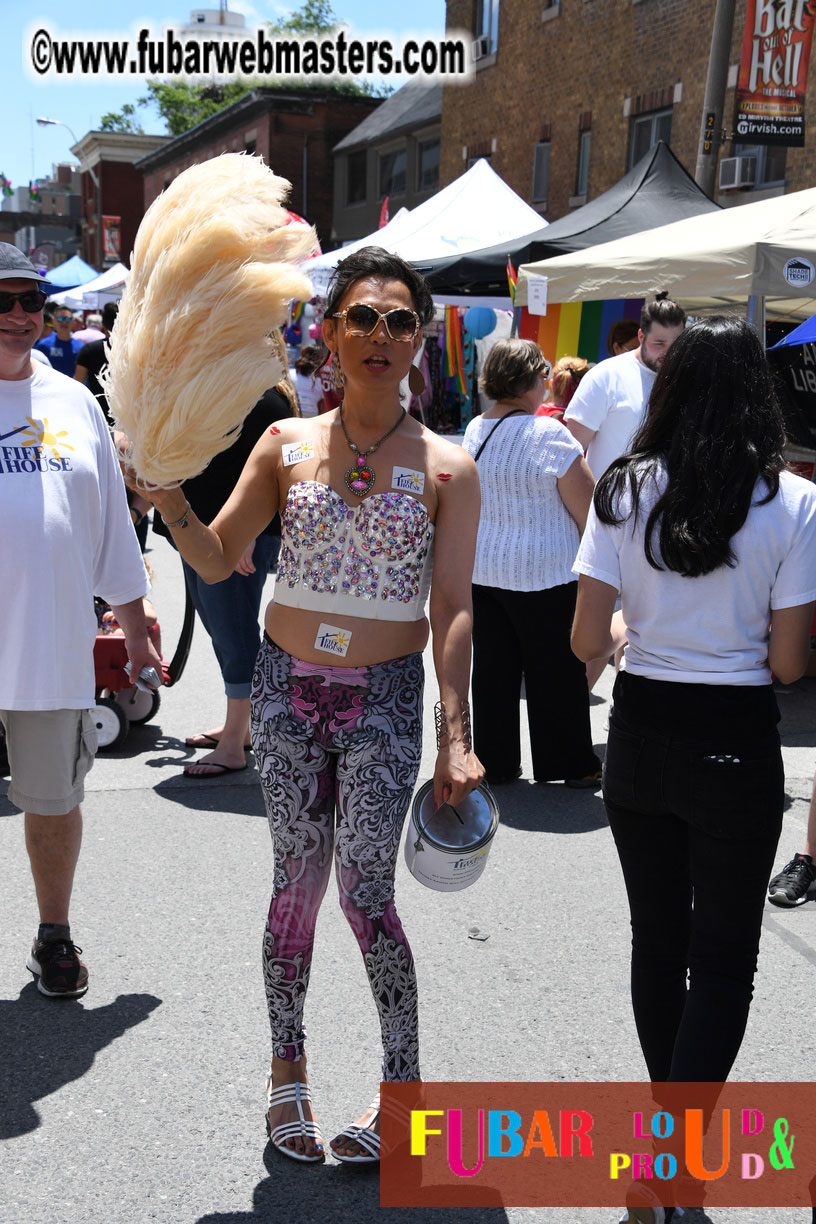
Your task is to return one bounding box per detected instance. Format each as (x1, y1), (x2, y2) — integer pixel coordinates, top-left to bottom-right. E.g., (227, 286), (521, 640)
(564, 349), (656, 479)
(462, 413), (583, 591)
(573, 465), (816, 685)
(292, 369), (322, 418)
(0, 364), (149, 709)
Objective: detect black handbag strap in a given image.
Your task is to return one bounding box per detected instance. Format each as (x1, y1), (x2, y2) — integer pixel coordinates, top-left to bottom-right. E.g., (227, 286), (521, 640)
(473, 408), (527, 462)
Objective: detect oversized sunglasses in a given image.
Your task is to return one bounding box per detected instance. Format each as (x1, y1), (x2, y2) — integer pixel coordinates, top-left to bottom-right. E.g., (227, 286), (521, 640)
(0, 289), (47, 314)
(332, 302), (420, 342)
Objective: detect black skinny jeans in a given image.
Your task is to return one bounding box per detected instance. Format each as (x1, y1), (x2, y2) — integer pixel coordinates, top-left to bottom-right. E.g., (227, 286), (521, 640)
(604, 670), (783, 1083)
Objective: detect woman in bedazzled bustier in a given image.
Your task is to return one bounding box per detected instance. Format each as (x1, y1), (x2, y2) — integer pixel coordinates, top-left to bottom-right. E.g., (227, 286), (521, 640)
(145, 247), (483, 1165)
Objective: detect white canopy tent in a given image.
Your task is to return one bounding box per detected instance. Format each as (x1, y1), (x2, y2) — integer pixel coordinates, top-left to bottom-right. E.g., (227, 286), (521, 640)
(306, 159), (545, 306)
(49, 262), (129, 310)
(516, 186), (816, 322)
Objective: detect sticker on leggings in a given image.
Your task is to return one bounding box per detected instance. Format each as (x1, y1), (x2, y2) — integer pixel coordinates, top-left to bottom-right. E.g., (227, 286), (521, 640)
(314, 623), (352, 657)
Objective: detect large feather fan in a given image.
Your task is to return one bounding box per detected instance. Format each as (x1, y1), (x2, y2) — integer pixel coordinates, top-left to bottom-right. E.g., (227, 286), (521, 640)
(103, 153), (316, 487)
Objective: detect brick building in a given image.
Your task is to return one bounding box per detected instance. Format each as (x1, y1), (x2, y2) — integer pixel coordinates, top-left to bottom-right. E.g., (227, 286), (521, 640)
(136, 88), (382, 250)
(332, 81), (442, 244)
(442, 0), (816, 220)
(72, 132), (170, 268)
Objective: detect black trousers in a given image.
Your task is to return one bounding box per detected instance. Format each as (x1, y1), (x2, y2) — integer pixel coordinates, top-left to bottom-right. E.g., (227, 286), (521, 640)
(471, 582), (599, 782)
(604, 670), (783, 1082)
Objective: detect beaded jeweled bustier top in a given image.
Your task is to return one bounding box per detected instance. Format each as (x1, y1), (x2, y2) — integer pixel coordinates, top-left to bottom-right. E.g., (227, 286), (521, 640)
(273, 481), (435, 622)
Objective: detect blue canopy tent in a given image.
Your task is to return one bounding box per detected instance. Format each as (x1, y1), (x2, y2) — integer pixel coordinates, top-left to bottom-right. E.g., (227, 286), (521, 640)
(46, 254), (98, 290)
(770, 311), (816, 349)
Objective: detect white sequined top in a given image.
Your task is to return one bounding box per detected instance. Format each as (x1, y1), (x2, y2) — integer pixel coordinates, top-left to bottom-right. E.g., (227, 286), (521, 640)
(274, 481), (435, 621)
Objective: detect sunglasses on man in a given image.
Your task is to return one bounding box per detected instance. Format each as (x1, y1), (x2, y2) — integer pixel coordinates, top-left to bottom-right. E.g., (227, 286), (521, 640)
(332, 302), (421, 342)
(0, 289), (48, 314)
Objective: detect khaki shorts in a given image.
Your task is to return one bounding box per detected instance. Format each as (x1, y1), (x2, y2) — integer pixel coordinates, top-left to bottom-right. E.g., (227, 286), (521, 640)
(0, 709), (97, 815)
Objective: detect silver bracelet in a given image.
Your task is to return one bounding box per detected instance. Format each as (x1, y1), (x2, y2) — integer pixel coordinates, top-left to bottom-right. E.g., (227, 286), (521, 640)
(162, 499), (192, 530)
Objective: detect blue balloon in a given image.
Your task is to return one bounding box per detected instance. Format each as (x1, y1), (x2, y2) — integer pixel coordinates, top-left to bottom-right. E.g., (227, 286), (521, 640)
(463, 306), (497, 339)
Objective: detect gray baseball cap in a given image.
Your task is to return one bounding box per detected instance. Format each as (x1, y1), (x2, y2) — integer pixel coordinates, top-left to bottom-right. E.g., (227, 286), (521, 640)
(0, 243), (50, 285)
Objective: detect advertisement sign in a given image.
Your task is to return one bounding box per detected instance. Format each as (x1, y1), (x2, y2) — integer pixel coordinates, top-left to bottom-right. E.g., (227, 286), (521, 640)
(735, 0), (816, 146)
(101, 214), (121, 263)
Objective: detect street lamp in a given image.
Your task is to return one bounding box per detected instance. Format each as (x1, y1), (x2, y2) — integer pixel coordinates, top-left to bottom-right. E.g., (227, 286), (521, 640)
(36, 116), (99, 187)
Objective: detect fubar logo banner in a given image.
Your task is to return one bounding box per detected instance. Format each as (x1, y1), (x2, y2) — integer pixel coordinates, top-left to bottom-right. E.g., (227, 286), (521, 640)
(380, 1082), (815, 1209)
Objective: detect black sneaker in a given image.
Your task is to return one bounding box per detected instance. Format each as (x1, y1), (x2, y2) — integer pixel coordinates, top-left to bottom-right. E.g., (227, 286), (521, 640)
(768, 854), (816, 907)
(26, 937), (89, 998)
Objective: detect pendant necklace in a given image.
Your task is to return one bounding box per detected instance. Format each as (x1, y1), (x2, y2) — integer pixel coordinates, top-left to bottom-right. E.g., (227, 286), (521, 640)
(339, 405), (406, 497)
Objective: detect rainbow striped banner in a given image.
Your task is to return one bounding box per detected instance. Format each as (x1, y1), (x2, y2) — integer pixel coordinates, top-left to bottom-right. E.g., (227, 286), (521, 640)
(519, 298), (645, 365)
(444, 305), (468, 395)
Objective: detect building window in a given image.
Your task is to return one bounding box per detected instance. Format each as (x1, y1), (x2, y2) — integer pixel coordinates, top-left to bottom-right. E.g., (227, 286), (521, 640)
(379, 148), (406, 198)
(418, 138), (440, 192)
(532, 142), (550, 203)
(732, 143), (786, 189)
(346, 150), (367, 205)
(629, 108), (672, 168)
(467, 153), (492, 169)
(244, 139), (256, 156)
(475, 0), (500, 54)
(576, 130), (591, 197)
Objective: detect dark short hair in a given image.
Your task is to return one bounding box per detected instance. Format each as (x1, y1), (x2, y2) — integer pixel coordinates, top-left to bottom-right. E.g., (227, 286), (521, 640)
(480, 339), (549, 402)
(324, 246), (434, 325)
(606, 319), (640, 355)
(294, 343), (323, 376)
(102, 302), (118, 331)
(640, 292), (686, 334)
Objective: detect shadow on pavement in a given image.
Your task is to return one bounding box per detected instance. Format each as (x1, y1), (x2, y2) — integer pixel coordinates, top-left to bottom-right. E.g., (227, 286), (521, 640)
(777, 676), (816, 749)
(195, 1143), (510, 1223)
(490, 780), (608, 834)
(0, 985), (161, 1139)
(154, 775), (268, 817)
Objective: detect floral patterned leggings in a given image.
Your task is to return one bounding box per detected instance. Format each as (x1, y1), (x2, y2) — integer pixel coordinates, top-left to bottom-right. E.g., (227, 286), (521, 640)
(250, 635), (424, 1083)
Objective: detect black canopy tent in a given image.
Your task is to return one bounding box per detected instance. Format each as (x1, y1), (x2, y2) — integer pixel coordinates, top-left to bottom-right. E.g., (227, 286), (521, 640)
(420, 142), (720, 298)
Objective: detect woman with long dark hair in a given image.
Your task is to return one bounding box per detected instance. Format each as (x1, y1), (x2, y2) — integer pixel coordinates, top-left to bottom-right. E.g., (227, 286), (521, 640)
(571, 316), (816, 1224)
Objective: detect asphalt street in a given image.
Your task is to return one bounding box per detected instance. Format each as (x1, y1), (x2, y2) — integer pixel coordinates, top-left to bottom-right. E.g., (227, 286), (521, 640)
(1, 526), (815, 1224)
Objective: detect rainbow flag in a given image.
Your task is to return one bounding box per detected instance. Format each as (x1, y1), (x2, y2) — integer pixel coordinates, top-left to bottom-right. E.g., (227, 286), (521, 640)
(290, 300), (305, 323)
(506, 257), (517, 304)
(444, 306), (467, 396)
(519, 298), (645, 366)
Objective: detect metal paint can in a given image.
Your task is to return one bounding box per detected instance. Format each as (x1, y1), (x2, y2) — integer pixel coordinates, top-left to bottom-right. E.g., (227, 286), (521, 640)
(404, 780), (499, 892)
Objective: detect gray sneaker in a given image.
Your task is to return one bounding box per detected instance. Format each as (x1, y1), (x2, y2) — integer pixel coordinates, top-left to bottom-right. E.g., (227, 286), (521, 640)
(768, 854), (816, 907)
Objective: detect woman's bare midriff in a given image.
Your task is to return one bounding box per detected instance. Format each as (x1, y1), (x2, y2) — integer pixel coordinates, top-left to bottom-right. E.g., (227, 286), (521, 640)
(264, 600), (430, 666)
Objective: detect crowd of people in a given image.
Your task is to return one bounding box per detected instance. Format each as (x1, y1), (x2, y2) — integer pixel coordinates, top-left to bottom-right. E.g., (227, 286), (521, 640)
(2, 239), (816, 1222)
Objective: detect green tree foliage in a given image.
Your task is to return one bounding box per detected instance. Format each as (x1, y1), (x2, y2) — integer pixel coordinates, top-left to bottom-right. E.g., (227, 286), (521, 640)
(97, 0), (388, 136)
(99, 103), (144, 134)
(268, 0), (336, 34)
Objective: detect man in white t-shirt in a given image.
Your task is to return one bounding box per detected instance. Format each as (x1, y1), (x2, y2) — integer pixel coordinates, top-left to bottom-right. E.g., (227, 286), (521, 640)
(0, 244), (161, 999)
(564, 296), (686, 479)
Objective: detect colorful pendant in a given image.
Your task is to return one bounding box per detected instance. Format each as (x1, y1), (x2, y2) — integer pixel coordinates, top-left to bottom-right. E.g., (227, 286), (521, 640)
(345, 453), (376, 497)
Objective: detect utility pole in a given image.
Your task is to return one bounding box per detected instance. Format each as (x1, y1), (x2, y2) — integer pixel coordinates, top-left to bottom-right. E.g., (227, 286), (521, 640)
(694, 0), (737, 196)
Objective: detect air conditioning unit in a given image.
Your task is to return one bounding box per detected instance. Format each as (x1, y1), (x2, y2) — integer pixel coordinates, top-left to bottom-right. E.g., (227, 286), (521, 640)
(718, 155), (757, 190)
(471, 35), (491, 62)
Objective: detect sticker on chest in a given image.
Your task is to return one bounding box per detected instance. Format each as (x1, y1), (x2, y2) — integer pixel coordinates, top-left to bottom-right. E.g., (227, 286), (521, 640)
(314, 622), (352, 657)
(392, 466), (425, 494)
(282, 440), (315, 467)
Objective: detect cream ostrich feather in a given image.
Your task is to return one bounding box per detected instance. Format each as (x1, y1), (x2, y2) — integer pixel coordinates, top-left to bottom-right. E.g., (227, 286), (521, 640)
(103, 153), (316, 487)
